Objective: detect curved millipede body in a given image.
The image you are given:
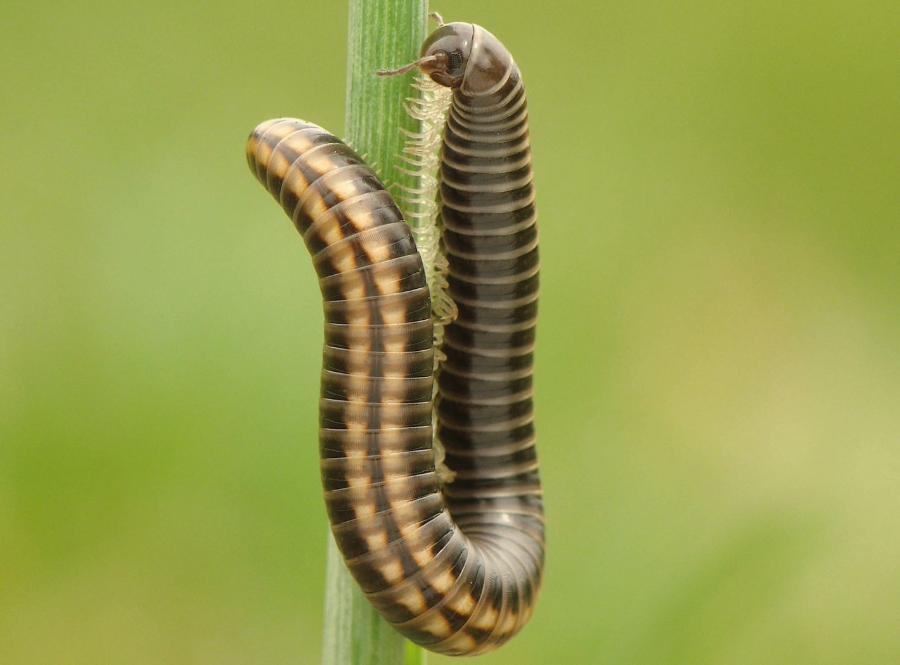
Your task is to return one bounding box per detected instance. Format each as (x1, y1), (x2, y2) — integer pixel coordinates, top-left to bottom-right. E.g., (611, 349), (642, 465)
(246, 21), (541, 657)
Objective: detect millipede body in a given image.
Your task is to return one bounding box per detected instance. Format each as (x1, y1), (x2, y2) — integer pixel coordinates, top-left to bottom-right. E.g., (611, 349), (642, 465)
(246, 21), (542, 656)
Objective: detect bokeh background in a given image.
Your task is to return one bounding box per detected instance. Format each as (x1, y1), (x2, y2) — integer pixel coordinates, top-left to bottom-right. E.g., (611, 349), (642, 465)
(1, 0), (897, 663)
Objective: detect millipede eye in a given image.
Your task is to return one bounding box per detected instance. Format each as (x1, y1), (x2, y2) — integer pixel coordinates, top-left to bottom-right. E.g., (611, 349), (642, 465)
(447, 50), (464, 74)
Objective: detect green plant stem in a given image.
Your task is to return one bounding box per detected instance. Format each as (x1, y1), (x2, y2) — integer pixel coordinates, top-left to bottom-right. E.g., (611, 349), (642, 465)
(345, 0), (428, 196)
(321, 2), (428, 665)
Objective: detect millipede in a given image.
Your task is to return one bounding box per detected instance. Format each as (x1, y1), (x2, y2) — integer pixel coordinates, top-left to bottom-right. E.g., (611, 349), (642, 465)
(245, 17), (543, 656)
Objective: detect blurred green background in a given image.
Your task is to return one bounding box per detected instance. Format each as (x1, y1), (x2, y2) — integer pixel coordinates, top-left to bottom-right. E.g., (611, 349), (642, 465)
(1, 0), (898, 663)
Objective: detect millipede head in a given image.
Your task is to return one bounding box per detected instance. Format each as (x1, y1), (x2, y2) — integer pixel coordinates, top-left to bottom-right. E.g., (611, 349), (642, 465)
(384, 23), (514, 96)
(418, 22), (473, 89)
(377, 22), (473, 87)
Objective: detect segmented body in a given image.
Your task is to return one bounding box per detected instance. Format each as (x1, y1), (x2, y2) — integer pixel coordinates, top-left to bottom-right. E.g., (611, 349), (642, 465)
(245, 22), (542, 658)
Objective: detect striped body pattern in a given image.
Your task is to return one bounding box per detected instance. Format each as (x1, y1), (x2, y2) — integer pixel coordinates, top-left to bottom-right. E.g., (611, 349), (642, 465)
(430, 27), (544, 652)
(245, 21), (542, 657)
